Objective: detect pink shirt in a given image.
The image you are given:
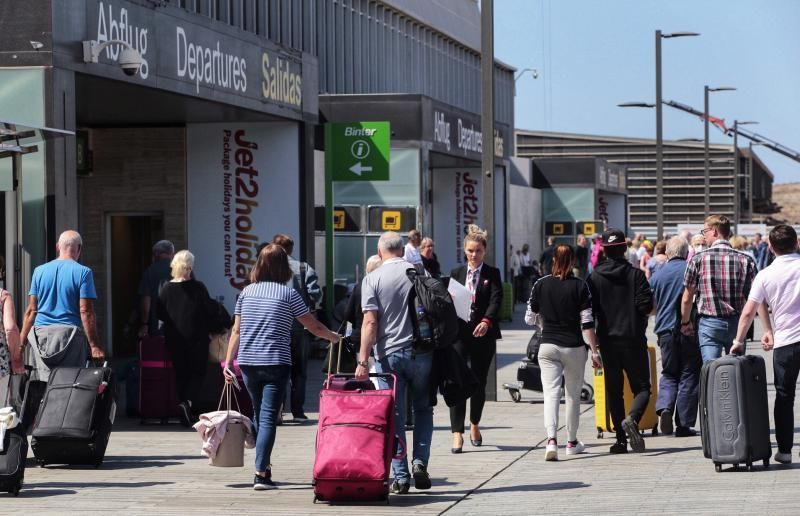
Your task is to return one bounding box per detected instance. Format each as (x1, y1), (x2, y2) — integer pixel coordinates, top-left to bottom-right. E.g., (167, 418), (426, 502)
(748, 254), (800, 348)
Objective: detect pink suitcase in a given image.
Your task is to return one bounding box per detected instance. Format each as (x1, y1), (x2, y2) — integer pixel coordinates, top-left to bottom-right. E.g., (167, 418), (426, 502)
(313, 374), (401, 503)
(139, 337), (180, 423)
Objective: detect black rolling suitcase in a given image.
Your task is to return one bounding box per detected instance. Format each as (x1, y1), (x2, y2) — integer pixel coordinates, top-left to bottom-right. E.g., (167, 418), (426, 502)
(31, 363), (116, 467)
(0, 373), (31, 496)
(700, 355), (772, 472)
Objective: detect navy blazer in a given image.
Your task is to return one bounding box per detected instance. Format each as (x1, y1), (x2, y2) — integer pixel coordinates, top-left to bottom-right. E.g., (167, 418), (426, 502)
(449, 263), (503, 341)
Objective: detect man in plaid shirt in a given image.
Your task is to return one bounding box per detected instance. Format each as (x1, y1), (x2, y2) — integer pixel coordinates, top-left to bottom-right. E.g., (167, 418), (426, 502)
(680, 215), (757, 362)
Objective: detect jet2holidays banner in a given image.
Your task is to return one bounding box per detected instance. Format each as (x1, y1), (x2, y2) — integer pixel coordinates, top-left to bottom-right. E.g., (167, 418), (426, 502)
(187, 122), (299, 311)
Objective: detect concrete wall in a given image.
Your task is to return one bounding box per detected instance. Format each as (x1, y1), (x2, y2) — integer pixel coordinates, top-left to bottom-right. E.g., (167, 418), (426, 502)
(508, 184), (542, 263)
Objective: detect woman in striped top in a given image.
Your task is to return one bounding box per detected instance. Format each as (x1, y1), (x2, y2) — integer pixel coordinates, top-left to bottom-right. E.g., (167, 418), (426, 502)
(223, 244), (339, 491)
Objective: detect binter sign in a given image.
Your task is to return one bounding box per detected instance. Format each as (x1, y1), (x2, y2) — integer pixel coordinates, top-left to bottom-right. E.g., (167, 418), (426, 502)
(326, 122), (390, 182)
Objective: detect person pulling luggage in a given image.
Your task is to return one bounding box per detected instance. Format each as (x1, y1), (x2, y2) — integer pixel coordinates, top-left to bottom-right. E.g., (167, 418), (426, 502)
(730, 225), (800, 464)
(20, 230), (106, 381)
(680, 215), (757, 362)
(355, 232), (435, 494)
(223, 244), (339, 490)
(587, 229), (653, 453)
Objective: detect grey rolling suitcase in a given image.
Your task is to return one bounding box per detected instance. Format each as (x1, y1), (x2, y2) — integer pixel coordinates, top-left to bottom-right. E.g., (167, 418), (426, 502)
(31, 363), (116, 467)
(699, 355), (771, 472)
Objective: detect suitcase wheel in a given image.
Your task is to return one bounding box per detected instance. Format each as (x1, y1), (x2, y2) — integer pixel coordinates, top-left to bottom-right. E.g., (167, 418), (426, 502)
(746, 462), (753, 472)
(36, 460), (46, 468)
(651, 428), (658, 436)
(580, 384), (594, 403)
(714, 463), (722, 473)
(509, 389), (522, 403)
(763, 459), (770, 468)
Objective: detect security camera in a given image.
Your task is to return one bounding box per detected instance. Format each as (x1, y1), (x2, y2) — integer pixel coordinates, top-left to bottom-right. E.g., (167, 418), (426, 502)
(118, 47), (142, 76)
(531, 70), (539, 79)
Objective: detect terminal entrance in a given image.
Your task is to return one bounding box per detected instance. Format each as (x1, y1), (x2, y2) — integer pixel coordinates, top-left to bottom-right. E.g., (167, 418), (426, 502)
(106, 213), (164, 357)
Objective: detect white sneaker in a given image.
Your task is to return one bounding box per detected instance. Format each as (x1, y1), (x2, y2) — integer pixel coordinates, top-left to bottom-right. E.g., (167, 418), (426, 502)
(565, 441), (586, 455)
(775, 452), (792, 464)
(544, 439), (558, 461)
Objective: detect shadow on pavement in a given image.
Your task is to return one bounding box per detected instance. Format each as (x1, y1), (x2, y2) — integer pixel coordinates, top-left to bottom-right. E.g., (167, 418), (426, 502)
(474, 481), (590, 494)
(27, 481), (173, 489)
(41, 457), (189, 470)
(643, 445), (703, 456)
(12, 489), (77, 497)
(226, 482), (312, 490)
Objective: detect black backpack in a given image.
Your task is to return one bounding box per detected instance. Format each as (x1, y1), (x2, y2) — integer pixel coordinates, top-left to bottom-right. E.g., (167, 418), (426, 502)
(406, 269), (459, 350)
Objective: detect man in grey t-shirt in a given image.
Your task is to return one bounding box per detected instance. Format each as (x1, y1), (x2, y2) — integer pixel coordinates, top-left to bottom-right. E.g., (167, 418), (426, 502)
(356, 232), (434, 495)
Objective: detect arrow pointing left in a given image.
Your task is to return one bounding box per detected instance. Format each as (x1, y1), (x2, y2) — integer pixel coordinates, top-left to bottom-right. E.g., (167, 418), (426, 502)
(349, 162), (373, 176)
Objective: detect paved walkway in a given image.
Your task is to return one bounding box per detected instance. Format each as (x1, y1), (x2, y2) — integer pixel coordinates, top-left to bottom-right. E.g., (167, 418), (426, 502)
(4, 305), (799, 515)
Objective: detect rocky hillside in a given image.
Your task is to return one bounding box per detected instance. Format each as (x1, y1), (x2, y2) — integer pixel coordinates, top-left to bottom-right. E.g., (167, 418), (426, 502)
(772, 183), (800, 224)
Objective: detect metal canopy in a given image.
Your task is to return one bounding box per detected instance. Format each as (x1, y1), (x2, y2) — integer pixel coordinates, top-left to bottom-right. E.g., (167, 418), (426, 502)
(0, 121), (72, 159)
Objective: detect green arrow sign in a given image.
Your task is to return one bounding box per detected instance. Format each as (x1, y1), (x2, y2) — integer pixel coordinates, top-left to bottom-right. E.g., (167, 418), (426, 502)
(326, 121), (390, 182)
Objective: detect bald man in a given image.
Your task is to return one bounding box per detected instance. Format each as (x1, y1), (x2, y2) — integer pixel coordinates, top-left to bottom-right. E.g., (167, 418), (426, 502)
(20, 230), (105, 381)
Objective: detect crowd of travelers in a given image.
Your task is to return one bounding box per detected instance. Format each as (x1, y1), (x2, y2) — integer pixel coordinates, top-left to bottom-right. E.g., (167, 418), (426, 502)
(2, 214), (800, 495)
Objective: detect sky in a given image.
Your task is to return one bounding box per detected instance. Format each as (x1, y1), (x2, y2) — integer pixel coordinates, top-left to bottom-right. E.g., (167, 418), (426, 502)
(495, 0), (800, 184)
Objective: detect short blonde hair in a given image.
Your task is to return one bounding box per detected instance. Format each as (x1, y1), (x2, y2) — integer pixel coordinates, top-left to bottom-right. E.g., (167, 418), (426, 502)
(705, 214), (732, 239)
(731, 235), (748, 251)
(365, 254), (382, 274)
(171, 250), (195, 279)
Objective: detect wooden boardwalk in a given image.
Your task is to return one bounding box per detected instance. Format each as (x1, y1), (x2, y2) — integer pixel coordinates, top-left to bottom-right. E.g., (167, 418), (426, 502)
(4, 306), (798, 515)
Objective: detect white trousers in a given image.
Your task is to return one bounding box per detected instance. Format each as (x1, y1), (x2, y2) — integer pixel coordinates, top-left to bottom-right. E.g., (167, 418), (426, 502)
(538, 343), (587, 442)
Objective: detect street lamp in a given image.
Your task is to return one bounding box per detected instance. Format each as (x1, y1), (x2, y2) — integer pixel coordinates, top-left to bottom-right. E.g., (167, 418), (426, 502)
(513, 68), (539, 96)
(704, 85), (736, 217)
(655, 31), (699, 237)
(732, 120), (758, 225)
(620, 30), (699, 239)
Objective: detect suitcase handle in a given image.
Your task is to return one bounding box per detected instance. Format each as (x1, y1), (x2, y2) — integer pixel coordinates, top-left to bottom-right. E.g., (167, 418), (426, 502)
(85, 361), (109, 368)
(326, 372), (397, 398)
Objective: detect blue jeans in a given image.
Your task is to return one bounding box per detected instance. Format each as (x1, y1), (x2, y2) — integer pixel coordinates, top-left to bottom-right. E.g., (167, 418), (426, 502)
(697, 315), (739, 363)
(378, 347), (434, 484)
(656, 331), (701, 428)
(240, 364), (291, 473)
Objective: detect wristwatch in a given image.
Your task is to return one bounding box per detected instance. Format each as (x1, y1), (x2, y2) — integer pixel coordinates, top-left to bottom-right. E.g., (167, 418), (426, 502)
(357, 359), (369, 368)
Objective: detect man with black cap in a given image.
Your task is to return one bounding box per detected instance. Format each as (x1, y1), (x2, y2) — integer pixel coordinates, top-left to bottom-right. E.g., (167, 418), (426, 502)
(588, 228), (653, 453)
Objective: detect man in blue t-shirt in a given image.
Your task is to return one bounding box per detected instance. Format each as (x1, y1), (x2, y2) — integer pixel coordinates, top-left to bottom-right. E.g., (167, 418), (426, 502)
(650, 235), (702, 437)
(20, 230), (105, 380)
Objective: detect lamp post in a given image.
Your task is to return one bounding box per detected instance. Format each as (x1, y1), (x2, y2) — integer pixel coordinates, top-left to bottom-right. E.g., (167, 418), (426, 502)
(620, 31), (699, 239)
(732, 120), (758, 225)
(704, 85), (736, 217)
(513, 68), (539, 96)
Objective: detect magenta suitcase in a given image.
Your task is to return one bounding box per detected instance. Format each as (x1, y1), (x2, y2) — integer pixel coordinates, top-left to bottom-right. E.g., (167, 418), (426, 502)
(139, 337), (180, 423)
(313, 374), (400, 503)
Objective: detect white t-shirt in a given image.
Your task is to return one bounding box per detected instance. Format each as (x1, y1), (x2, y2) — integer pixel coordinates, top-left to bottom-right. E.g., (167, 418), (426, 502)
(403, 243), (422, 265)
(748, 253), (800, 348)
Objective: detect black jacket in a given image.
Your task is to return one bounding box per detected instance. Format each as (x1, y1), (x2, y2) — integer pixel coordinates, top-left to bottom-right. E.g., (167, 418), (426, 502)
(587, 257), (652, 343)
(450, 263), (503, 340)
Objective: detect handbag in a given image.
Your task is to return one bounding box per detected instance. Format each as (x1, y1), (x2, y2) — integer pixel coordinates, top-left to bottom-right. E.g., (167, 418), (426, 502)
(209, 382), (245, 468)
(524, 305), (542, 327)
(208, 332), (229, 363)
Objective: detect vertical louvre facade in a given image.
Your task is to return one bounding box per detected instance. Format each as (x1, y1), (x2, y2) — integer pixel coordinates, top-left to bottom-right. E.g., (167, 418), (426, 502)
(171, 0), (514, 125)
